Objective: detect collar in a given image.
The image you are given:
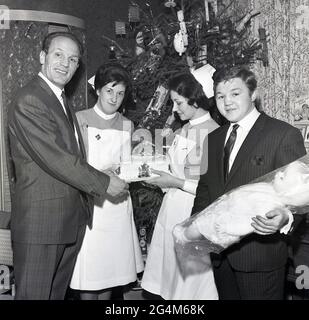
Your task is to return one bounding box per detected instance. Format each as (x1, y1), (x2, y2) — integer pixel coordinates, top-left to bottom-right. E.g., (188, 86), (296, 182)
(38, 72), (63, 101)
(189, 112), (211, 126)
(94, 104), (117, 120)
(230, 107), (260, 132)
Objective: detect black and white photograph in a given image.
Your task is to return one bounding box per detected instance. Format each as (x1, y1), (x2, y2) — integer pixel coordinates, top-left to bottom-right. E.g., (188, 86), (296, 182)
(1, 0), (309, 313)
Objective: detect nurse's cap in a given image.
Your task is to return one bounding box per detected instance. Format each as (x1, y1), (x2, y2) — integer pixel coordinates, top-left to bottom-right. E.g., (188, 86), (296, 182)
(190, 63), (216, 98)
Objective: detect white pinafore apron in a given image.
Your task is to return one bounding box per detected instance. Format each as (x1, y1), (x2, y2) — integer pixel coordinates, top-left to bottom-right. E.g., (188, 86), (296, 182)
(70, 127), (144, 290)
(141, 129), (218, 300)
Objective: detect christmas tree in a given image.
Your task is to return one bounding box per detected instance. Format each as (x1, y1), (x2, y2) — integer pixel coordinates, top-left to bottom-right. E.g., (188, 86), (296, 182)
(104, 0), (264, 244)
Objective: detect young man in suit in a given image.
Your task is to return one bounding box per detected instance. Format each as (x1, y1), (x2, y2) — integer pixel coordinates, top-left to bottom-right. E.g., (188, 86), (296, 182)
(8, 32), (128, 300)
(191, 66), (306, 299)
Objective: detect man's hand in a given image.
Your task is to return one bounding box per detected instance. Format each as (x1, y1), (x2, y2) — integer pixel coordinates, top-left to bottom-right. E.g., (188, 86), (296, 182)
(106, 175), (129, 197)
(251, 207), (290, 235)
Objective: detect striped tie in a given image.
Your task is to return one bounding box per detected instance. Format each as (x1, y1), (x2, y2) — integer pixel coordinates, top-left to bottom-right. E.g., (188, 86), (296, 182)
(223, 124), (239, 182)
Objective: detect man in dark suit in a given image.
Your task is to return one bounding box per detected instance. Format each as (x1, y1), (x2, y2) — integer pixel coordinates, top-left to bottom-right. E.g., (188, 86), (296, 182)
(8, 32), (128, 300)
(191, 66), (306, 299)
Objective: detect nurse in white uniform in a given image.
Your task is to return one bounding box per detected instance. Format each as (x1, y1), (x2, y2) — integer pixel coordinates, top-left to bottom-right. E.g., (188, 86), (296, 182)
(141, 72), (219, 300)
(70, 62), (144, 300)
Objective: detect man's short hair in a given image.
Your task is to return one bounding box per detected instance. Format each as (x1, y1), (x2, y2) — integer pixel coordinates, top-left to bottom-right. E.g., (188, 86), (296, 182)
(42, 32), (83, 57)
(213, 65), (257, 95)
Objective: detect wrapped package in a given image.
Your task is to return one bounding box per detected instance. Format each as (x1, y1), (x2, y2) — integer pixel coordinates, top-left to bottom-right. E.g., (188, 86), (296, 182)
(173, 154), (309, 272)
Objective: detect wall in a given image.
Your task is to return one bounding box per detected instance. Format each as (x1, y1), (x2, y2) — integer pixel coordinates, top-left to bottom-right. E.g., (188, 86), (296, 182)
(248, 0), (309, 151)
(219, 0), (309, 150)
(1, 0), (161, 76)
(249, 0), (309, 120)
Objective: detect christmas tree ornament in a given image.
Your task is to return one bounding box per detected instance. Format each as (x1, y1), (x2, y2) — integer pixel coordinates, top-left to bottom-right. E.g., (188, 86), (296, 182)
(145, 84), (169, 112)
(128, 4), (140, 23)
(135, 31), (145, 56)
(164, 0), (176, 8)
(177, 10), (188, 46)
(173, 10), (188, 56)
(204, 0), (210, 22)
(115, 21), (126, 37)
(108, 45), (116, 60)
(195, 23), (201, 44)
(173, 32), (186, 56)
(139, 84), (170, 130)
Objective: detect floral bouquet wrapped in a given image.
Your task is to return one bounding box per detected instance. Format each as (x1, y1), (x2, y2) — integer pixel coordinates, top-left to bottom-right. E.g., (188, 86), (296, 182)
(173, 154), (309, 272)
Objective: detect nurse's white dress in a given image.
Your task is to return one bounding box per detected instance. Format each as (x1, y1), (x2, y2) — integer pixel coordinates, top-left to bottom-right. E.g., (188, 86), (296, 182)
(141, 113), (219, 300)
(70, 105), (144, 291)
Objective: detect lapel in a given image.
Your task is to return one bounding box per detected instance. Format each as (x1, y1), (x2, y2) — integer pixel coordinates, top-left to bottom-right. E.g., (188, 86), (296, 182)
(63, 95), (87, 160)
(226, 113), (267, 184)
(36, 76), (66, 117)
(72, 109), (87, 159)
(215, 125), (229, 187)
(36, 76), (86, 159)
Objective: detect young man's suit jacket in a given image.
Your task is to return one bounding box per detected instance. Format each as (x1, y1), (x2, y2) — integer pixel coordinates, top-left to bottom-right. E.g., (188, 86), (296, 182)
(8, 76), (110, 245)
(191, 112), (306, 272)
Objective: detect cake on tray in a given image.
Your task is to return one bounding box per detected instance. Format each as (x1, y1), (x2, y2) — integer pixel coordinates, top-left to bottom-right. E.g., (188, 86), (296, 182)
(117, 155), (170, 182)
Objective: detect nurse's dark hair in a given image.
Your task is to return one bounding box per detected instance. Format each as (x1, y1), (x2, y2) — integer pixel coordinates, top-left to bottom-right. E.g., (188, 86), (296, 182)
(94, 62), (132, 111)
(167, 72), (210, 111)
(94, 62), (131, 92)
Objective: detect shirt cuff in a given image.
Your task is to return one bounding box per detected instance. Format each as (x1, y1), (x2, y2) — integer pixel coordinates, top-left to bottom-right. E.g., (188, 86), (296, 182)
(280, 209), (294, 234)
(182, 180), (198, 195)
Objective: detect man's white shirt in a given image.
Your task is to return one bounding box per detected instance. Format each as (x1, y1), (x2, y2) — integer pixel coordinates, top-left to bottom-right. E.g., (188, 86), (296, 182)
(225, 107), (260, 172)
(38, 72), (80, 146)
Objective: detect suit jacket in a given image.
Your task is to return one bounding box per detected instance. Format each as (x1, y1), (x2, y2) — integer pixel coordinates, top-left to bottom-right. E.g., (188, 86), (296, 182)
(192, 112), (306, 272)
(8, 76), (110, 245)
